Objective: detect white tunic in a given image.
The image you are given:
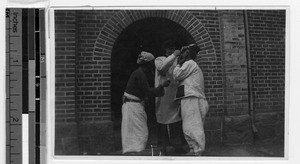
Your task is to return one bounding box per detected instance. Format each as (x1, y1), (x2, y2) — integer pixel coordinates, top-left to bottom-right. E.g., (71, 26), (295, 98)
(173, 59), (206, 100)
(155, 54), (181, 124)
(173, 59), (209, 155)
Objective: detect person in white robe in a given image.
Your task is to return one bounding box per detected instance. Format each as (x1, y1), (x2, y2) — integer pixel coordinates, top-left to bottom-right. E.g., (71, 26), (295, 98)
(155, 40), (187, 155)
(173, 44), (209, 156)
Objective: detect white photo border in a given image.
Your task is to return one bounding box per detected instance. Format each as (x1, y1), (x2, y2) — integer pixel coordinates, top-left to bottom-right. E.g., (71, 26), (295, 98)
(0, 0), (298, 164)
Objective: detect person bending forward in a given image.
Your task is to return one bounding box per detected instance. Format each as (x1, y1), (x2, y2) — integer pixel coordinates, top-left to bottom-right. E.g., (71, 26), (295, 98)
(121, 51), (170, 154)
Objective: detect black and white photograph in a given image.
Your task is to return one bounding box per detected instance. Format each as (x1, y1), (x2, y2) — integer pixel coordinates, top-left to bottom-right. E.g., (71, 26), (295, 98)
(54, 9), (286, 157)
(3, 0), (300, 163)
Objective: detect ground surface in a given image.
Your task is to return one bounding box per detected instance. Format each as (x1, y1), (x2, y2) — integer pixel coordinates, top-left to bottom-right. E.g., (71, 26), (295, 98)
(110, 124), (284, 157)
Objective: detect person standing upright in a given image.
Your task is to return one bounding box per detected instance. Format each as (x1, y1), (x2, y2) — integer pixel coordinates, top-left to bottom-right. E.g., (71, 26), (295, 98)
(155, 41), (186, 155)
(173, 44), (209, 156)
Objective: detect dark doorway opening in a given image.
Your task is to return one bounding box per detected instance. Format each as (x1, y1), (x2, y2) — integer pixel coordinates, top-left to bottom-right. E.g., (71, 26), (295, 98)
(111, 17), (194, 151)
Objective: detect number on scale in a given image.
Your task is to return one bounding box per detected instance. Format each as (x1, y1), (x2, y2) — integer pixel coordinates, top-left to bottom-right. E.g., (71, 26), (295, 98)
(40, 56), (45, 63)
(11, 116), (19, 123)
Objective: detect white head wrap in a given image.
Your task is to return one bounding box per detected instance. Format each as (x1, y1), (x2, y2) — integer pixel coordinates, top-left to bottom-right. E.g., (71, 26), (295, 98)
(137, 51), (155, 64)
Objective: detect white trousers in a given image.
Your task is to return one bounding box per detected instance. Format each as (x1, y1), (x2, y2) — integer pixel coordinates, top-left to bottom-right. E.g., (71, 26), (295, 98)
(181, 97), (209, 155)
(121, 102), (148, 154)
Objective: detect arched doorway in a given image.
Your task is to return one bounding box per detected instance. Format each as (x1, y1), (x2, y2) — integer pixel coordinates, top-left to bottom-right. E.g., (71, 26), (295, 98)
(111, 17), (194, 151)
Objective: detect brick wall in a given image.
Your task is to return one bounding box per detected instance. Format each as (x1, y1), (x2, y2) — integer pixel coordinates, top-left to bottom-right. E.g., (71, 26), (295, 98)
(220, 10), (285, 145)
(219, 10), (249, 116)
(54, 10), (223, 123)
(190, 10), (224, 116)
(55, 9), (286, 122)
(55, 10), (80, 154)
(55, 10), (77, 123)
(247, 10), (285, 113)
(76, 10), (116, 122)
(91, 10), (222, 118)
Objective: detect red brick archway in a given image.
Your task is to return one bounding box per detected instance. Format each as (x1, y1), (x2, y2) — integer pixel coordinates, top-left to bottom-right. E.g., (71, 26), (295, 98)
(93, 10), (216, 59)
(91, 10), (218, 151)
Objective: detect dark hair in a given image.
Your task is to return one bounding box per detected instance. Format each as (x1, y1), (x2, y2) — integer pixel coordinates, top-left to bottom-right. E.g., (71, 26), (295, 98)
(188, 44), (200, 60)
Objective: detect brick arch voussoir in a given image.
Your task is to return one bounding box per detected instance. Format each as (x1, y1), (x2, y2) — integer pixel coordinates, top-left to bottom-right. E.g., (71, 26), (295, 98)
(167, 10), (216, 58)
(93, 10), (216, 59)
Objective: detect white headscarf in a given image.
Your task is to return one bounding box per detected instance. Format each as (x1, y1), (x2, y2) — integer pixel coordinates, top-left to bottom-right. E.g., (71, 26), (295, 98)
(136, 51), (155, 64)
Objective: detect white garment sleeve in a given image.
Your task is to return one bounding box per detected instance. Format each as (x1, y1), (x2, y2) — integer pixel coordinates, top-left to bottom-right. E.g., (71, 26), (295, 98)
(173, 60), (196, 81)
(155, 54), (176, 75)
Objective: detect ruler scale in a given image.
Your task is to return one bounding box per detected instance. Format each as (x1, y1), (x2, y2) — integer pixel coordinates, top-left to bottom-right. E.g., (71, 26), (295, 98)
(6, 8), (45, 164)
(39, 9), (46, 164)
(6, 8), (23, 164)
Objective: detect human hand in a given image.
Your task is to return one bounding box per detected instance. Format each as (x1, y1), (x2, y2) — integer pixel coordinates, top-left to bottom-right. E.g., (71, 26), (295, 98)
(173, 50), (181, 57)
(161, 79), (171, 87)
